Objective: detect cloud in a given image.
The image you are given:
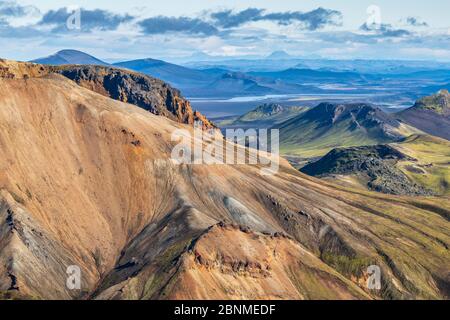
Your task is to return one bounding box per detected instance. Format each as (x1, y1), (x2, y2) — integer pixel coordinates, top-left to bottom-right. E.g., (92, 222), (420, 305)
(210, 8), (263, 28)
(139, 16), (218, 35)
(263, 7), (343, 30)
(0, 19), (42, 37)
(0, 2), (448, 62)
(210, 7), (342, 30)
(406, 17), (428, 27)
(39, 8), (133, 32)
(0, 1), (42, 37)
(360, 22), (411, 37)
(0, 0), (39, 17)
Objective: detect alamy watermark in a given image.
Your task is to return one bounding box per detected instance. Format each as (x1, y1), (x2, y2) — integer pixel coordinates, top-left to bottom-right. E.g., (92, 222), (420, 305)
(66, 6), (81, 30)
(171, 121), (280, 175)
(66, 265), (81, 290)
(367, 265), (381, 290)
(366, 5), (382, 30)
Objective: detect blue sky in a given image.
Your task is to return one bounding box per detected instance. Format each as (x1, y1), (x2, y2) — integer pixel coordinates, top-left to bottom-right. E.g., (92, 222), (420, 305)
(1, 0), (449, 61)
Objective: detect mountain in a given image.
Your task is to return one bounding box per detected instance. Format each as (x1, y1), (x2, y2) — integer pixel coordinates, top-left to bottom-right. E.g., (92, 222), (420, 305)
(189, 72), (277, 98)
(294, 59), (450, 74)
(114, 58), (213, 89)
(397, 90), (450, 140)
(0, 60), (449, 300)
(266, 51), (292, 60)
(277, 102), (420, 159)
(239, 103), (286, 120)
(31, 49), (109, 66)
(217, 103), (307, 129)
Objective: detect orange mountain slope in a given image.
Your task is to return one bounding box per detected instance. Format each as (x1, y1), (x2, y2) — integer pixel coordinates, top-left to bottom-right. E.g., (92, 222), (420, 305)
(0, 60), (448, 300)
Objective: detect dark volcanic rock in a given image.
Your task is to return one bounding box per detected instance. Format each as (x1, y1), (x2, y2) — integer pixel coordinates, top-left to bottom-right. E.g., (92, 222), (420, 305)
(301, 145), (434, 196)
(52, 65), (214, 129)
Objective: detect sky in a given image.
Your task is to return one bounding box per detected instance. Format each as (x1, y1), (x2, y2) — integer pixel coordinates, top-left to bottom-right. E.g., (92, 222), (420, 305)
(0, 0), (449, 62)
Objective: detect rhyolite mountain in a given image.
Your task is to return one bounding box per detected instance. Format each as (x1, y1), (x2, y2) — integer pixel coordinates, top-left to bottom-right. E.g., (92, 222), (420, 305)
(277, 102), (420, 158)
(31, 49), (110, 66)
(397, 90), (450, 140)
(0, 59), (449, 300)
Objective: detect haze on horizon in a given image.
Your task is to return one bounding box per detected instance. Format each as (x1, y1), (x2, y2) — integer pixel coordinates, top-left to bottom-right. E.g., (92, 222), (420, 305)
(0, 0), (449, 62)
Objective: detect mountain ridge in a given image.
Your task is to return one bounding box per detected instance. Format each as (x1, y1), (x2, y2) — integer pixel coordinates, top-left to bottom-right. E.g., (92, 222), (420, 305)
(277, 102), (418, 158)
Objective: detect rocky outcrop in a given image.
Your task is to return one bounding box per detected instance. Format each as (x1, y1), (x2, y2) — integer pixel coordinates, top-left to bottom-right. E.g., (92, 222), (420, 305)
(412, 89), (450, 115)
(0, 59), (49, 79)
(52, 65), (215, 129)
(301, 145), (434, 196)
(167, 224), (369, 300)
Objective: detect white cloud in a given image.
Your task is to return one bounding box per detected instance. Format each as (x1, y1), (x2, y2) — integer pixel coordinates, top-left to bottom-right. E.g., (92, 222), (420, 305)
(0, 1), (448, 61)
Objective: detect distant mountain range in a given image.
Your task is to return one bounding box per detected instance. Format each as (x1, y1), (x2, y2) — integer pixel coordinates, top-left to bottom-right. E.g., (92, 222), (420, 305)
(186, 56), (450, 73)
(30, 50), (450, 102)
(250, 68), (366, 84)
(113, 58), (212, 89)
(218, 90), (449, 163)
(113, 59), (323, 98)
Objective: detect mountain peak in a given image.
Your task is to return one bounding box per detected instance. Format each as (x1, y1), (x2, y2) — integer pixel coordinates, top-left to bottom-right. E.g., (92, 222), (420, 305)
(31, 49), (109, 66)
(267, 50), (292, 60)
(306, 102), (390, 124)
(254, 103), (284, 115)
